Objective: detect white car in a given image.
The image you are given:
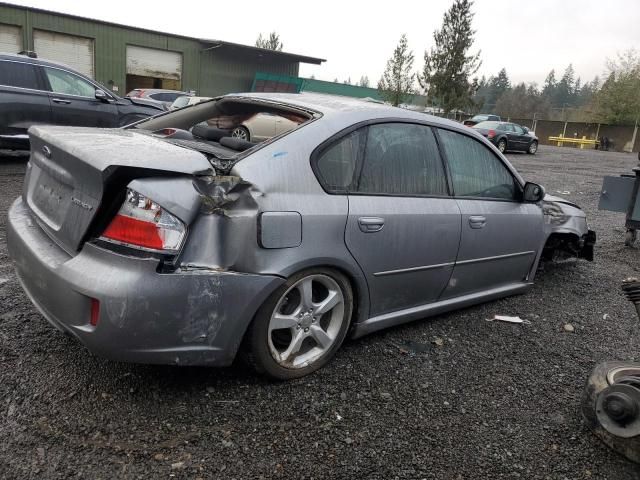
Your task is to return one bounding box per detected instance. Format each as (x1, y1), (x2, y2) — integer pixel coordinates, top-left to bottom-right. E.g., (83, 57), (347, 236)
(169, 96), (211, 110)
(230, 112), (299, 142)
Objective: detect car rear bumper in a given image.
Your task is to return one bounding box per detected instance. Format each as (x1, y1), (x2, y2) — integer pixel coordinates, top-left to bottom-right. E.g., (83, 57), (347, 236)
(7, 197), (284, 366)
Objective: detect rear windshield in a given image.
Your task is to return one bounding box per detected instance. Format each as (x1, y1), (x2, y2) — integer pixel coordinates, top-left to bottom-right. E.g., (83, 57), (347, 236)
(471, 115), (489, 122)
(474, 121), (501, 129)
(131, 97), (315, 160)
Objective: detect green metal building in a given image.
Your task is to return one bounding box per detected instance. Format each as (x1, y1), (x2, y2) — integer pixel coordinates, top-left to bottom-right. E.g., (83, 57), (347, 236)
(0, 2), (324, 96)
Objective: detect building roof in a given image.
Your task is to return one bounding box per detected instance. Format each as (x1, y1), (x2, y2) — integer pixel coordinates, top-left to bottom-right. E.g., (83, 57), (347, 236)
(0, 2), (325, 65)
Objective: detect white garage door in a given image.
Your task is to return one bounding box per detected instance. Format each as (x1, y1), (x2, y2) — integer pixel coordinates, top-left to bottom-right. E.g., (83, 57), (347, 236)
(34, 30), (95, 78)
(126, 45), (182, 81)
(0, 24), (22, 54)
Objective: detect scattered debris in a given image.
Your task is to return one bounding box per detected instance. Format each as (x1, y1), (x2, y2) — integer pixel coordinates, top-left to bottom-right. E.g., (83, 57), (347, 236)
(556, 190), (571, 195)
(335, 412), (343, 421)
(563, 323), (575, 333)
(154, 453), (164, 461)
(486, 315), (531, 325)
(380, 392), (392, 400)
(170, 462), (185, 470)
(433, 337), (445, 347)
(340, 392), (347, 401)
(603, 314), (610, 320)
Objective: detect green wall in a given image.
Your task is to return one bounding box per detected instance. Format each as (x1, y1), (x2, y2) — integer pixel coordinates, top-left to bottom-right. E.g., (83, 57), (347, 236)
(0, 3), (300, 96)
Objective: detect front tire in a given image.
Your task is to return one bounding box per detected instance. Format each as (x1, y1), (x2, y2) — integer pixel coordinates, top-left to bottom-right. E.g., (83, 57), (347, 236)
(527, 141), (538, 154)
(244, 268), (353, 380)
(497, 138), (507, 153)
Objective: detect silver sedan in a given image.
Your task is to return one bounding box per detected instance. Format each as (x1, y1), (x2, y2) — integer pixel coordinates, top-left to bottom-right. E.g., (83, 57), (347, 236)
(7, 93), (594, 379)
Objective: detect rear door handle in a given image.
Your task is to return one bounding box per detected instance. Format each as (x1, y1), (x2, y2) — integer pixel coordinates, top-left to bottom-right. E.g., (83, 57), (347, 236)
(52, 98), (71, 104)
(358, 217), (385, 233)
(469, 215), (486, 229)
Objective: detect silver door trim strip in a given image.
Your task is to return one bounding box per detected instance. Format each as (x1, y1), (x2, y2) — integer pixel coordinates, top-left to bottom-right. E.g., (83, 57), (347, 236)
(374, 261), (455, 277)
(373, 251), (536, 277)
(455, 250), (536, 266)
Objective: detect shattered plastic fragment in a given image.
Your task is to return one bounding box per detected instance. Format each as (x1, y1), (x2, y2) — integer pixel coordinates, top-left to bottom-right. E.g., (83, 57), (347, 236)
(486, 315), (531, 325)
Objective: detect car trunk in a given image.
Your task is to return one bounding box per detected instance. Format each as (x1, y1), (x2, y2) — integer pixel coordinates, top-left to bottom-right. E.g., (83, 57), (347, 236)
(23, 125), (212, 254)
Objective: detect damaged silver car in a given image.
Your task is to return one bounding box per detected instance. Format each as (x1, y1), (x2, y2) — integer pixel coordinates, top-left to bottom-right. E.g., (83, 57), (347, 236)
(7, 93), (595, 379)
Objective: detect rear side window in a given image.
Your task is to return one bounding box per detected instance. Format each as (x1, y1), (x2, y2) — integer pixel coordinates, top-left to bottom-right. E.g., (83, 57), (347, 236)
(358, 123), (448, 196)
(438, 129), (518, 200)
(0, 61), (40, 90)
(315, 129), (363, 192)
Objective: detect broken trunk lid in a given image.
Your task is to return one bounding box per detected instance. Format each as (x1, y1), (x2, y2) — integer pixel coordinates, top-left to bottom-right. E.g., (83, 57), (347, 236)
(24, 126), (213, 254)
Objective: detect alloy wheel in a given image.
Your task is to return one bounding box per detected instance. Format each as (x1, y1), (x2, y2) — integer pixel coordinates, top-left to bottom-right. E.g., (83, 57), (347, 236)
(267, 274), (345, 369)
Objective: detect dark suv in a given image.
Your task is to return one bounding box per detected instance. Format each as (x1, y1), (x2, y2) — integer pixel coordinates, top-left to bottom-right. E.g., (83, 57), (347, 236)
(0, 53), (165, 150)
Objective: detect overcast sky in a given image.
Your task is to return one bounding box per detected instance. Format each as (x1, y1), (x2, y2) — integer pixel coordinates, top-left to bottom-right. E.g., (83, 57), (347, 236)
(8, 0), (640, 87)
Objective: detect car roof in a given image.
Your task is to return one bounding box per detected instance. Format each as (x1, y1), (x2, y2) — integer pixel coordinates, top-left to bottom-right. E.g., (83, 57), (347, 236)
(0, 52), (81, 72)
(222, 92), (468, 131)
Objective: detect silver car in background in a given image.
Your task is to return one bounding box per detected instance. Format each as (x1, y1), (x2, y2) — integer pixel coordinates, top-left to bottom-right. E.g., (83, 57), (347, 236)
(7, 93), (594, 379)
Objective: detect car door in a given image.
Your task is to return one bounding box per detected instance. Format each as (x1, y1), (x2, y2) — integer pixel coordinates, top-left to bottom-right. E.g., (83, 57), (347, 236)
(275, 115), (297, 136)
(511, 124), (529, 150)
(248, 113), (277, 141)
(436, 128), (544, 299)
(42, 66), (119, 128)
(0, 59), (51, 143)
(341, 122), (461, 317)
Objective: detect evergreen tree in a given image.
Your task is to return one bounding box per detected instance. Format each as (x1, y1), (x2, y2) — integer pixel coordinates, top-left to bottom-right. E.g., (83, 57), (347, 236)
(255, 32), (283, 51)
(419, 0), (481, 113)
(358, 76), (370, 88)
(378, 34), (415, 106)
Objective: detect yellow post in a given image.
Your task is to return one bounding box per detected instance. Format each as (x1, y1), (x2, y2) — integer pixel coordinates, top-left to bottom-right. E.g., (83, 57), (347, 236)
(557, 134), (563, 147)
(580, 136), (586, 149)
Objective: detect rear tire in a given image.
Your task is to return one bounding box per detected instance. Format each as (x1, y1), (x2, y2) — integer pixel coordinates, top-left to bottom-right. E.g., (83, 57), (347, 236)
(244, 268), (353, 380)
(497, 138), (507, 153)
(527, 141), (538, 154)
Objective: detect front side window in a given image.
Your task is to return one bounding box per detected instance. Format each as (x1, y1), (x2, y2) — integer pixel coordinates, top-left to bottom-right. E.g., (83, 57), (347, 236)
(513, 124), (525, 134)
(44, 67), (95, 97)
(0, 61), (39, 90)
(315, 129), (363, 192)
(358, 123), (448, 196)
(438, 128), (519, 200)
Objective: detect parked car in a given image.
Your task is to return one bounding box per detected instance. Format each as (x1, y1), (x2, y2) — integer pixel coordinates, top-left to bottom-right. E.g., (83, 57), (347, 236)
(220, 112), (301, 142)
(0, 53), (165, 150)
(463, 113), (501, 127)
(169, 95), (211, 110)
(473, 121), (539, 154)
(126, 88), (190, 108)
(7, 93), (594, 379)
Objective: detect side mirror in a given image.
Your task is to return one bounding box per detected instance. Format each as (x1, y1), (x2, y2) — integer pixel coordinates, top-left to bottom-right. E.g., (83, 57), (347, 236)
(523, 182), (545, 203)
(523, 127), (529, 133)
(95, 89), (109, 102)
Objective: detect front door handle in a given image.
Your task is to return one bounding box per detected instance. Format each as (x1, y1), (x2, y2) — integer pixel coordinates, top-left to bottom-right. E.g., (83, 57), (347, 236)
(469, 215), (487, 229)
(52, 98), (71, 104)
(358, 217), (385, 233)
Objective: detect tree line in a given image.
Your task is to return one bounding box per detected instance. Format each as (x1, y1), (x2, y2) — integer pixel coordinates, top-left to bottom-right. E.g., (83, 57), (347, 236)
(375, 0), (640, 124)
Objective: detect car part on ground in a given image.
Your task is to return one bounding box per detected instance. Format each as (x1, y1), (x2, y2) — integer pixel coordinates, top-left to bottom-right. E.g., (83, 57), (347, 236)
(599, 157), (640, 247)
(0, 53), (164, 150)
(582, 278), (640, 464)
(7, 92), (592, 378)
(472, 121), (539, 154)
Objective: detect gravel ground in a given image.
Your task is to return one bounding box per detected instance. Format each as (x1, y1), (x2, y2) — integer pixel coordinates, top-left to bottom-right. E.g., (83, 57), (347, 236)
(2, 145), (640, 479)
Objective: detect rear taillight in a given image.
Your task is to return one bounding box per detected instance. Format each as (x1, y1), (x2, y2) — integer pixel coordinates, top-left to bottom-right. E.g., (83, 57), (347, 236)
(90, 298), (100, 327)
(488, 129), (496, 139)
(100, 189), (186, 253)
